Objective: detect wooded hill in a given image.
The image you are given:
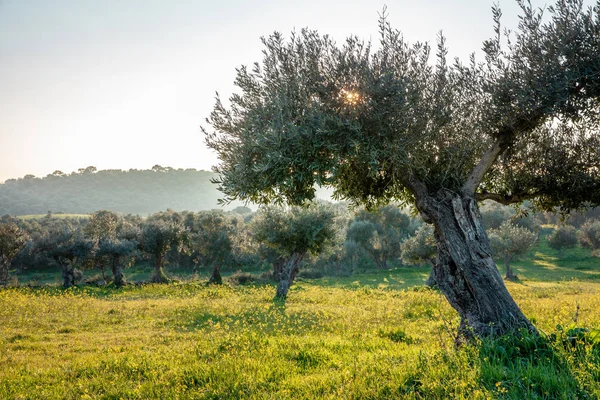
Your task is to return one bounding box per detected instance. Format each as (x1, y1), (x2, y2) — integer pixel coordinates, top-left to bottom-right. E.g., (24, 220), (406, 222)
(0, 166), (245, 216)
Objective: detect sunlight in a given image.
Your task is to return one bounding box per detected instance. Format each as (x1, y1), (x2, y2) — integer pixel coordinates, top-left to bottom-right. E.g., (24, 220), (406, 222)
(340, 88), (361, 106)
(534, 259), (558, 270)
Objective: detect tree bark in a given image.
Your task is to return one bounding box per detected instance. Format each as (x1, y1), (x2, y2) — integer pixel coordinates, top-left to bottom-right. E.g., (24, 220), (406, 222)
(150, 253), (169, 283)
(504, 254), (517, 281)
(425, 264), (437, 287)
(0, 262), (9, 286)
(272, 258), (285, 282)
(422, 193), (535, 340)
(112, 260), (125, 288)
(208, 265), (222, 285)
(275, 253), (303, 299)
(62, 264), (75, 288)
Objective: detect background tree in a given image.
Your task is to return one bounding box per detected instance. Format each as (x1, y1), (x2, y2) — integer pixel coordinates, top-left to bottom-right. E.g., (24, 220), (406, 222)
(204, 1), (600, 338)
(191, 210), (235, 284)
(140, 220), (186, 283)
(85, 210), (121, 282)
(578, 219), (600, 257)
(35, 228), (93, 288)
(488, 221), (537, 281)
(480, 201), (513, 230)
(547, 225), (579, 256)
(400, 224), (437, 286)
(345, 205), (411, 269)
(250, 204), (336, 299)
(0, 221), (29, 285)
(96, 238), (136, 287)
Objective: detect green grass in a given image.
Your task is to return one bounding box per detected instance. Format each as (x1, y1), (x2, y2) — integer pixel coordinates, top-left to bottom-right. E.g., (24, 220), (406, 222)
(1, 279), (600, 398)
(2, 228), (600, 399)
(503, 226), (600, 282)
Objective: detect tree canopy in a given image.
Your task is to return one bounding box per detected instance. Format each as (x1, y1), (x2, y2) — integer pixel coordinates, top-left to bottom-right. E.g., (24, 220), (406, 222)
(204, 0), (600, 339)
(205, 1), (599, 212)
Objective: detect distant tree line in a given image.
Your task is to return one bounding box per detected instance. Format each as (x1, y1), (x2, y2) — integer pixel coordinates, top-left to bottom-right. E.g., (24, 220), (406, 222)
(1, 201), (599, 299)
(0, 166), (245, 215)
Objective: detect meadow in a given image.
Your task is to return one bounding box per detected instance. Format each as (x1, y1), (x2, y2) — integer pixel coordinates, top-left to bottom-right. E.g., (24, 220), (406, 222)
(2, 239), (600, 400)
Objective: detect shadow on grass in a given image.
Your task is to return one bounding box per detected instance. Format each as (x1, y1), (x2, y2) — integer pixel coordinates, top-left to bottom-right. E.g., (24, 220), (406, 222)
(477, 329), (597, 399)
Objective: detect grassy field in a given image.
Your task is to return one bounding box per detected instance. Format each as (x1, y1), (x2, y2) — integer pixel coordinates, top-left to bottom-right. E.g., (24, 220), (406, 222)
(1, 232), (600, 399)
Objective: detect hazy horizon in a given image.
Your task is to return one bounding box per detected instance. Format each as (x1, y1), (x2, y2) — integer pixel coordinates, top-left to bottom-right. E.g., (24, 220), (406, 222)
(2, 0), (595, 183)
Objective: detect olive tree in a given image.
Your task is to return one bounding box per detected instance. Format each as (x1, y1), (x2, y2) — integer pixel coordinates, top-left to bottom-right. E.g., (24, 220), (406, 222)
(192, 210), (235, 285)
(35, 228), (93, 288)
(250, 204), (336, 299)
(578, 219), (600, 256)
(84, 211), (138, 286)
(140, 220), (186, 283)
(0, 221), (29, 285)
(488, 221), (537, 281)
(345, 205), (411, 269)
(547, 225), (579, 255)
(400, 224), (438, 286)
(204, 1), (600, 338)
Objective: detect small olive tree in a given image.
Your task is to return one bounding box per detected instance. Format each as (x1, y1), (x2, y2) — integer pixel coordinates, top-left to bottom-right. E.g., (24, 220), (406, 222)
(84, 211), (138, 286)
(547, 225), (579, 256)
(140, 220), (186, 283)
(400, 224), (437, 286)
(192, 210), (236, 285)
(345, 205), (411, 269)
(250, 203), (336, 299)
(578, 219), (600, 257)
(35, 228), (93, 288)
(488, 222), (537, 281)
(0, 221), (29, 285)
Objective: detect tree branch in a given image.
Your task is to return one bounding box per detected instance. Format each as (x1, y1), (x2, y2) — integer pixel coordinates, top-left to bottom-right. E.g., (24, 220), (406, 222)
(400, 171), (434, 223)
(476, 191), (535, 205)
(462, 139), (507, 196)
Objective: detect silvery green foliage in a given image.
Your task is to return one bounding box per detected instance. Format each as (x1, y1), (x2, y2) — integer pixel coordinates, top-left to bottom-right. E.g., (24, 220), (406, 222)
(400, 224), (437, 266)
(205, 0), (600, 212)
(250, 203), (336, 258)
(578, 218), (600, 254)
(0, 221), (29, 283)
(345, 205), (411, 269)
(547, 224), (579, 251)
(488, 221), (538, 261)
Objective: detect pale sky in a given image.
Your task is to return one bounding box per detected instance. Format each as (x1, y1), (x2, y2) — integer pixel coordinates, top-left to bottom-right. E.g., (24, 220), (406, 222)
(0, 0), (594, 182)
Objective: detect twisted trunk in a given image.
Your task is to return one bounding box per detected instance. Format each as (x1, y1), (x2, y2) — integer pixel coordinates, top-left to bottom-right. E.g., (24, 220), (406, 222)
(275, 253), (303, 299)
(504, 253), (517, 281)
(112, 258), (125, 288)
(62, 264), (75, 288)
(0, 261), (9, 286)
(422, 193), (535, 340)
(272, 257), (286, 281)
(208, 264), (222, 285)
(150, 253), (169, 283)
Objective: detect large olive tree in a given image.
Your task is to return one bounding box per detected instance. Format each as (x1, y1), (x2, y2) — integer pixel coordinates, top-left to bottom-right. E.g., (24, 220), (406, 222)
(204, 1), (600, 338)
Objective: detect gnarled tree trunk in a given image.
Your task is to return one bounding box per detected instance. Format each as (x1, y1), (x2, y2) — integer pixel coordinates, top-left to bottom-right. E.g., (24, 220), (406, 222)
(272, 257), (286, 282)
(112, 260), (125, 288)
(423, 193), (535, 340)
(275, 253), (303, 299)
(504, 254), (518, 281)
(208, 265), (222, 285)
(150, 253), (169, 283)
(62, 264), (75, 288)
(0, 262), (9, 286)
